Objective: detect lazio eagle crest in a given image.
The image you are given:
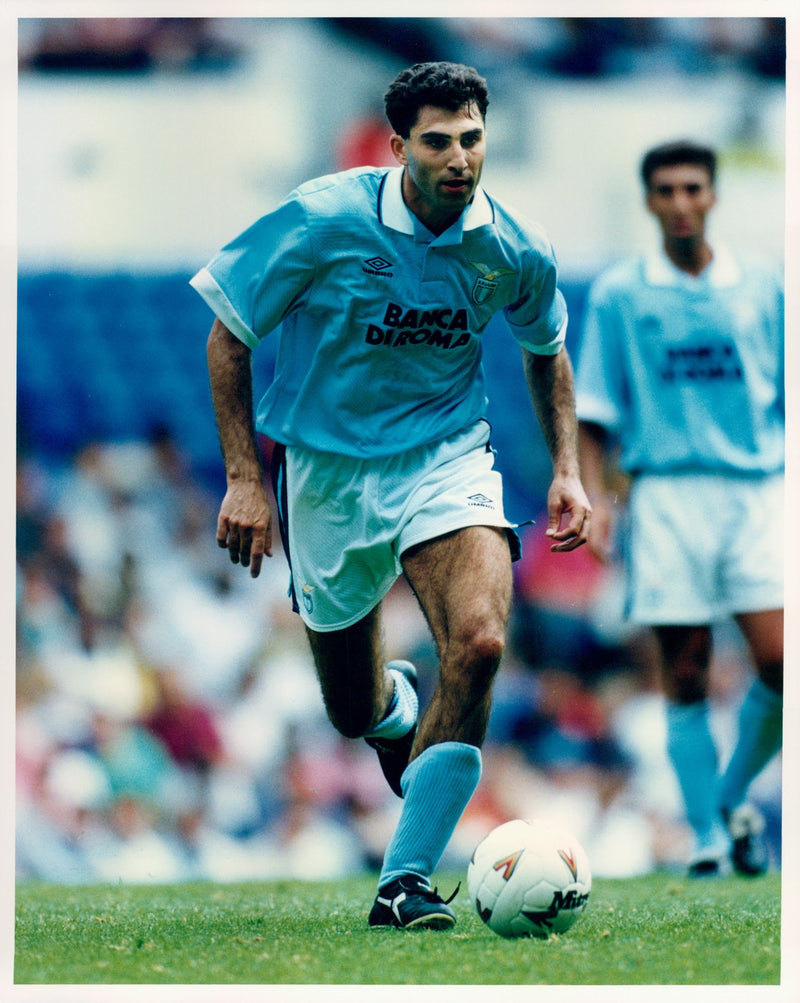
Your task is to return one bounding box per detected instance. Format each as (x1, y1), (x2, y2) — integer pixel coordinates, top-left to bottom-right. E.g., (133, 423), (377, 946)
(470, 261), (516, 305)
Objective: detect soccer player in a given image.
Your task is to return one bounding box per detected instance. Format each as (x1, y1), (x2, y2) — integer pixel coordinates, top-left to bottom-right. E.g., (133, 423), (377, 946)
(576, 140), (783, 878)
(192, 61), (591, 928)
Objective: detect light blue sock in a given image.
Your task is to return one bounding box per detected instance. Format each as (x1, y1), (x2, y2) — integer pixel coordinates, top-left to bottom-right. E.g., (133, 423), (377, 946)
(365, 663), (418, 740)
(718, 678), (783, 814)
(666, 701), (727, 853)
(378, 742), (482, 888)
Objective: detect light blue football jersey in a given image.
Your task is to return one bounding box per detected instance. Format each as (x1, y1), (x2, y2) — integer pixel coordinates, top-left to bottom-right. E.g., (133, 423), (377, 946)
(575, 246), (784, 475)
(191, 166), (567, 458)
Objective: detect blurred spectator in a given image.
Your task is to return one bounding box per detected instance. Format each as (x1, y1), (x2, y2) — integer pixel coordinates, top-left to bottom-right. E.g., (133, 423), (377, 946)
(16, 457), (50, 564)
(16, 747), (110, 884)
(91, 712), (178, 804)
(336, 106), (396, 171)
(22, 18), (161, 73)
(88, 796), (192, 884)
(325, 18), (448, 65)
(144, 668), (224, 775)
(19, 18), (242, 74)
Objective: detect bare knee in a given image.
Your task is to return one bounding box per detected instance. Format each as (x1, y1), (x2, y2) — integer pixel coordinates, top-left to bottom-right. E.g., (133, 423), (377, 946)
(470, 625), (506, 670)
(444, 620), (506, 693)
(416, 621), (505, 750)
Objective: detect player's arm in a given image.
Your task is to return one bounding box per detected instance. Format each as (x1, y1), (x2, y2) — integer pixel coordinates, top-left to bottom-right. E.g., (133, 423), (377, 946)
(522, 346), (591, 552)
(206, 317), (272, 577)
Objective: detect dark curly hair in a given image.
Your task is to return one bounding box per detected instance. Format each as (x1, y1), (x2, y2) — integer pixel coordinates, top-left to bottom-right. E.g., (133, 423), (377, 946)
(384, 61), (489, 138)
(640, 140), (717, 189)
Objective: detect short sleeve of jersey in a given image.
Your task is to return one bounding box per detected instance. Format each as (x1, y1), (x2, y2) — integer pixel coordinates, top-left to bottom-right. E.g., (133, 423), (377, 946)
(190, 196), (313, 349)
(574, 272), (627, 433)
(502, 239), (567, 356)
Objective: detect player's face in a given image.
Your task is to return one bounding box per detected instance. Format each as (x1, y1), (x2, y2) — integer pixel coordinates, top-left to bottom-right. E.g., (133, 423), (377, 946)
(391, 103), (486, 235)
(646, 164), (716, 242)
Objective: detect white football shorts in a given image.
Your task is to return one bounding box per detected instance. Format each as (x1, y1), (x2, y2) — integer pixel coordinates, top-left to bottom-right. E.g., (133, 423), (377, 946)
(625, 470), (784, 624)
(271, 419), (521, 632)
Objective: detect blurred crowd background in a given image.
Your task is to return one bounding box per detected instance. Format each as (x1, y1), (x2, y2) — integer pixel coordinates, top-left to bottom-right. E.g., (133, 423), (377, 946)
(15, 16), (786, 885)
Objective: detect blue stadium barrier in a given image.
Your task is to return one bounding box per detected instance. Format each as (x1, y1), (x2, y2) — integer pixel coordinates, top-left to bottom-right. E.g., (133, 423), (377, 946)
(17, 271), (590, 515)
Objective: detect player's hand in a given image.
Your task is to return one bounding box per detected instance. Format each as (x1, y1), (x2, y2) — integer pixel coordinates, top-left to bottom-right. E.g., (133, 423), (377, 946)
(545, 474), (591, 553)
(216, 479), (273, 577)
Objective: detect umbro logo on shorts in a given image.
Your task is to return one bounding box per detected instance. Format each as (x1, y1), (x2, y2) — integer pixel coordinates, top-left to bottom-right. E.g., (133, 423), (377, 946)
(468, 493), (496, 509)
(363, 256), (394, 277)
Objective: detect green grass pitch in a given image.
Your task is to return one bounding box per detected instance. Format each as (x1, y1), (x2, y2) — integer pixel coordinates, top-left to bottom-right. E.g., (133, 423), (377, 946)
(15, 871), (780, 985)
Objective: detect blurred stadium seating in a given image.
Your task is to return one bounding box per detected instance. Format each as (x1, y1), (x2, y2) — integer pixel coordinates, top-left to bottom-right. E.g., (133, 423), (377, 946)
(17, 271), (249, 486)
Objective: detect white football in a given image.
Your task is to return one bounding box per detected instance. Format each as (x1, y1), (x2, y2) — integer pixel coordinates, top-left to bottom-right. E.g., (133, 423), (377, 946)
(467, 818), (591, 939)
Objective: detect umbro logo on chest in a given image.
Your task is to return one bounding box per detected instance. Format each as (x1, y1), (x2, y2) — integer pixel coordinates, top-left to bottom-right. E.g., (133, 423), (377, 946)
(363, 256), (394, 277)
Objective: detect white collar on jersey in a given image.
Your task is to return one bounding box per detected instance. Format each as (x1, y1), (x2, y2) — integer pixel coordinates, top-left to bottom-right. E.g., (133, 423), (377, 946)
(644, 242), (742, 288)
(379, 166), (493, 242)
